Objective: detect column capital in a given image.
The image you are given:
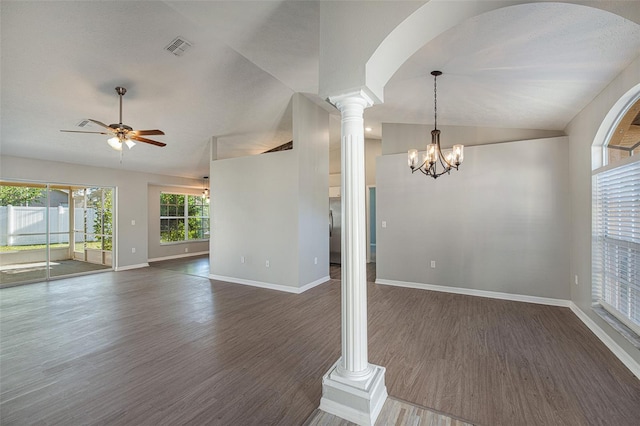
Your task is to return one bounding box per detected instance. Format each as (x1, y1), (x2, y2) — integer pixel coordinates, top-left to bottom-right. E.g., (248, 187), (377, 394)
(328, 88), (377, 112)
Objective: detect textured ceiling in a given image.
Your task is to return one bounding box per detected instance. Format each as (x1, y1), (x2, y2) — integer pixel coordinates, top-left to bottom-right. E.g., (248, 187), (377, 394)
(367, 2), (640, 132)
(1, 1), (639, 179)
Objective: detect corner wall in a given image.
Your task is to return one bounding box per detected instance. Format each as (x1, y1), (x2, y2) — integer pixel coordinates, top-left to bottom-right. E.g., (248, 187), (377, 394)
(376, 134), (571, 301)
(566, 55), (640, 367)
(294, 94), (330, 286)
(210, 94), (329, 291)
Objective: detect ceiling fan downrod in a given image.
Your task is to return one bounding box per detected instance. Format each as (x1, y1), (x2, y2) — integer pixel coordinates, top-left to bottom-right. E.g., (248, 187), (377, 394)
(115, 87), (126, 126)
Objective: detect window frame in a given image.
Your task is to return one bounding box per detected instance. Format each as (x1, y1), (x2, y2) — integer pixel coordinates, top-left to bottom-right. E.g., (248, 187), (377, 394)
(592, 155), (640, 337)
(160, 192), (209, 244)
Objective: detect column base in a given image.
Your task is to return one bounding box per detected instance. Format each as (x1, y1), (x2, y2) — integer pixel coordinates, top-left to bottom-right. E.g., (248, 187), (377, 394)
(319, 359), (387, 426)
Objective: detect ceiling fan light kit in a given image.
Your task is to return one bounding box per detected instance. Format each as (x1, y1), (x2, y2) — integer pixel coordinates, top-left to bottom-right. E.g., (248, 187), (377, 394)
(408, 71), (464, 179)
(60, 86), (167, 152)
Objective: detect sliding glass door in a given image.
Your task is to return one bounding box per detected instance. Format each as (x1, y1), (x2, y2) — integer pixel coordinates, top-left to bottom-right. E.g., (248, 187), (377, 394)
(0, 181), (114, 286)
(72, 187), (113, 268)
(0, 182), (48, 284)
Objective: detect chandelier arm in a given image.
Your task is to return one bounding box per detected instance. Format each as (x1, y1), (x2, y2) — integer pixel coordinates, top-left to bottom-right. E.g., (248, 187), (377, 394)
(436, 143), (454, 174)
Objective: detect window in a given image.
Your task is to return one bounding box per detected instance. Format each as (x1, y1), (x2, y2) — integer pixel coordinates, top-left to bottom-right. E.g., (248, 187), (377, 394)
(592, 158), (640, 335)
(160, 193), (209, 243)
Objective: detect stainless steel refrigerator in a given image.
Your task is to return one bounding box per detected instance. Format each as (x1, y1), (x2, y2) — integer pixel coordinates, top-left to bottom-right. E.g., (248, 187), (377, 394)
(329, 197), (341, 264)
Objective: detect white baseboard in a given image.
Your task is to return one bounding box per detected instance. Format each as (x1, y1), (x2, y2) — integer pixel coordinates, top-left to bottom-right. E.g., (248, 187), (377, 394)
(148, 251), (209, 263)
(209, 274), (330, 294)
(299, 276), (331, 293)
(375, 278), (571, 307)
(115, 263), (149, 271)
(569, 302), (640, 378)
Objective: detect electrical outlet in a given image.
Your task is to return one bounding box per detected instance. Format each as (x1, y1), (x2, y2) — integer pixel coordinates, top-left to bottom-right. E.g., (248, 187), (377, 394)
(382, 221), (387, 228)
(184, 247), (189, 253)
(266, 260), (270, 268)
(131, 248), (136, 253)
(430, 260), (436, 268)
(241, 256), (245, 264)
(131, 219), (136, 226)
(314, 257), (318, 265)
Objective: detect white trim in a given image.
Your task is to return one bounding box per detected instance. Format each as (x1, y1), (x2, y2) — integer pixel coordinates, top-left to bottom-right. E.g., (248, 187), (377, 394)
(148, 251), (209, 262)
(209, 274), (330, 294)
(593, 152), (640, 175)
(115, 263), (149, 271)
(569, 302), (640, 378)
(600, 299), (640, 337)
(159, 240), (209, 246)
(375, 279), (571, 307)
(299, 275), (331, 293)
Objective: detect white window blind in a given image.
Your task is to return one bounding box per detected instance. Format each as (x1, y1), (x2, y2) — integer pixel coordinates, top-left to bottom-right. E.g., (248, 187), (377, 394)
(593, 158), (640, 335)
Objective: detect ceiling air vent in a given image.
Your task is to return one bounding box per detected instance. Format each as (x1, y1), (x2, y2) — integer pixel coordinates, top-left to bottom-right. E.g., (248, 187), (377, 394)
(77, 119), (90, 128)
(165, 36), (192, 57)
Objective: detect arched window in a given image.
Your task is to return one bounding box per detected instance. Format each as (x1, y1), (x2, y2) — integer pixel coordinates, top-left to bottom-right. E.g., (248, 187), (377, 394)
(592, 94), (640, 337)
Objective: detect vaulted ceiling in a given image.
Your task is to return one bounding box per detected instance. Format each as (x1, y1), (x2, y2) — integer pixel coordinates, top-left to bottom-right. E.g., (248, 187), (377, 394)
(1, 1), (639, 179)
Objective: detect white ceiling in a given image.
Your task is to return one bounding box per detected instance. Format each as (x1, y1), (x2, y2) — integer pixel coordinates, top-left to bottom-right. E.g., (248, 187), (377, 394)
(369, 2), (640, 132)
(1, 1), (639, 179)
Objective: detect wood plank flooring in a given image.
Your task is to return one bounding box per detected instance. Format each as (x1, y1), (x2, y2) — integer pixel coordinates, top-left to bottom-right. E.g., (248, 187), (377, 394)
(150, 254), (210, 278)
(1, 258), (639, 425)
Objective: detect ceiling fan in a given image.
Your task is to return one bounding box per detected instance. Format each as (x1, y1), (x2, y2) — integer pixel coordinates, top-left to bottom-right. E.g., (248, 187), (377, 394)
(61, 86), (166, 151)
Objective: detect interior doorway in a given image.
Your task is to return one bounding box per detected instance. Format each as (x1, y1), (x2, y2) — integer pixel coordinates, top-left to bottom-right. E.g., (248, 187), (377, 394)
(365, 185), (376, 264)
(0, 181), (114, 286)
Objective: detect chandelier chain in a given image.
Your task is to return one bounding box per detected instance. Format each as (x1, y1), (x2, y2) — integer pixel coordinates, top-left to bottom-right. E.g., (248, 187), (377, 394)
(433, 73), (437, 129)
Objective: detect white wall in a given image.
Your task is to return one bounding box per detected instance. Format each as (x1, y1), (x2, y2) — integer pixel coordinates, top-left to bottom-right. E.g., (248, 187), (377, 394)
(210, 93), (329, 291)
(294, 94), (330, 285)
(566, 56), (640, 366)
(376, 135), (571, 300)
(318, 1), (423, 100)
(210, 150), (300, 287)
(0, 156), (203, 269)
(147, 185), (210, 260)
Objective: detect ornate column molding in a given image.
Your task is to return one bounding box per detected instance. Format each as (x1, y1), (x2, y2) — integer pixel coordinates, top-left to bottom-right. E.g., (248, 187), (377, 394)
(320, 89), (387, 426)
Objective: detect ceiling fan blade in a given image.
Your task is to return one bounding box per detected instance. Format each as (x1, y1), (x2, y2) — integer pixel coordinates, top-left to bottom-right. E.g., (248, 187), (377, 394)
(87, 119), (112, 130)
(130, 135), (167, 147)
(132, 129), (165, 136)
(60, 130), (110, 135)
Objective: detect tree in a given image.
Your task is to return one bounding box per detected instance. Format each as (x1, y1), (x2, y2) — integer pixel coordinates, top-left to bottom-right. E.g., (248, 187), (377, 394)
(0, 186), (44, 206)
(91, 188), (113, 251)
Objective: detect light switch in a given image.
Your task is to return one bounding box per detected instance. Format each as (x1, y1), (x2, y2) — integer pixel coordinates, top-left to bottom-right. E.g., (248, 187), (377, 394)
(382, 221), (387, 228)
(131, 219), (136, 226)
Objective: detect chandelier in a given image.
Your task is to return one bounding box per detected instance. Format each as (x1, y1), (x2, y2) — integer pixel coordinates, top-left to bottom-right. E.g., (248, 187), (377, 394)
(408, 71), (464, 179)
(202, 176), (210, 204)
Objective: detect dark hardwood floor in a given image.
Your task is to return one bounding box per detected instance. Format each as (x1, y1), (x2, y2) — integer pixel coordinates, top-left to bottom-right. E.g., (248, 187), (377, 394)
(1, 257), (639, 425)
(150, 254), (210, 278)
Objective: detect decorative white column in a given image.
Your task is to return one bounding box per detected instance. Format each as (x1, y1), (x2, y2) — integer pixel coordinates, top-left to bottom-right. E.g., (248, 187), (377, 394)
(320, 90), (387, 426)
